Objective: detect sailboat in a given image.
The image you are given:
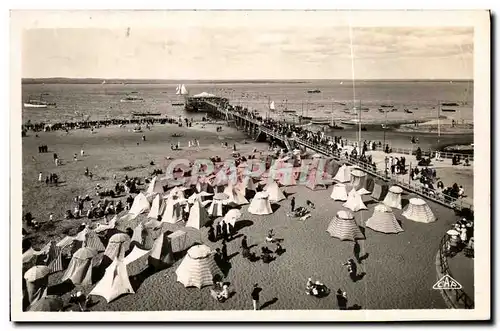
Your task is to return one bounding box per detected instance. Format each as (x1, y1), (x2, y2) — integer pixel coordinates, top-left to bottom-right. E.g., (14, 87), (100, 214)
(269, 101), (276, 112)
(172, 84), (189, 106)
(282, 99), (296, 113)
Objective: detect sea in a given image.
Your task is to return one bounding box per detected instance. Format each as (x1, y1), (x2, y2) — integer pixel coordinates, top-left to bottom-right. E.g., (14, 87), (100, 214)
(21, 80), (474, 150)
(22, 80), (473, 124)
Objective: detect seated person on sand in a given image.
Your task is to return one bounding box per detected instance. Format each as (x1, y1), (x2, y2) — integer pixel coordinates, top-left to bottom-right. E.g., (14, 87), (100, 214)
(306, 279), (327, 296)
(265, 229), (275, 242)
(210, 284), (230, 302)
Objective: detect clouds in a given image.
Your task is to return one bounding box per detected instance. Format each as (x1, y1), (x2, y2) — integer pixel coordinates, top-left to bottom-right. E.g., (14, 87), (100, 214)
(22, 26), (473, 79)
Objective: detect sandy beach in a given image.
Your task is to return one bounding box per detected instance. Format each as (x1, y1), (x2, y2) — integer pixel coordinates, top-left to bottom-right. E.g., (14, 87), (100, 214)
(21, 122), (474, 310)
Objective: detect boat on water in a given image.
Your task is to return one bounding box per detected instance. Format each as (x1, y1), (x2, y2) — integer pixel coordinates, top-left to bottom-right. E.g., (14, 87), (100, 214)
(307, 89), (321, 94)
(404, 109), (413, 114)
(391, 108), (398, 112)
(441, 109), (457, 112)
(283, 109), (296, 113)
(120, 95), (144, 103)
(132, 112), (162, 117)
(172, 84), (189, 106)
(441, 102), (459, 107)
(380, 104), (394, 108)
(299, 115), (313, 120)
(23, 94), (56, 108)
(328, 124), (344, 129)
(172, 102), (185, 106)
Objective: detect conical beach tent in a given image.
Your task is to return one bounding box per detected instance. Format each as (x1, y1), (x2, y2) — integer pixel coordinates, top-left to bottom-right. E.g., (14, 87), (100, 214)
(223, 182), (249, 205)
(330, 183), (348, 201)
(383, 186), (403, 210)
(207, 193), (227, 217)
(186, 199), (211, 229)
(147, 176), (165, 195)
(326, 210), (365, 241)
(24, 266), (50, 304)
(333, 164), (351, 183)
(371, 182), (389, 201)
(363, 175), (375, 193)
(350, 169), (367, 191)
(343, 188), (367, 212)
(103, 233), (131, 262)
(264, 181), (285, 203)
(61, 247), (98, 285)
(248, 192), (273, 215)
(148, 230), (175, 269)
(237, 176), (257, 192)
(161, 194), (186, 223)
(90, 258), (135, 303)
(147, 194), (165, 219)
(130, 223), (156, 250)
(129, 192), (150, 215)
(73, 227), (105, 253)
(402, 198), (436, 223)
(175, 244), (221, 288)
(366, 204), (404, 234)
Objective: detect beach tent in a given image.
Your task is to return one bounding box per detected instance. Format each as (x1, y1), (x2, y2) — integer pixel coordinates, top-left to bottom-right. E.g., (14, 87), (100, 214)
(325, 159), (340, 177)
(61, 247), (98, 285)
(371, 182), (389, 201)
(28, 296), (64, 312)
(195, 176), (213, 193)
(175, 244), (222, 288)
(146, 176), (166, 196)
(90, 258), (135, 303)
(22, 247), (37, 264)
(130, 223), (156, 250)
(333, 164), (351, 183)
(168, 230), (189, 253)
(330, 183), (348, 201)
(94, 216), (117, 234)
(402, 198), (436, 223)
(350, 169), (367, 191)
(383, 186), (404, 210)
(248, 192), (273, 215)
(236, 176), (257, 193)
(147, 194), (165, 219)
(165, 186), (187, 200)
(103, 233), (131, 262)
(304, 168), (329, 191)
(186, 199), (211, 229)
(73, 227), (105, 253)
(148, 230), (175, 269)
(275, 164), (297, 187)
(123, 246), (151, 266)
(129, 192), (151, 215)
(207, 193), (227, 217)
(223, 182), (249, 206)
(45, 241), (64, 274)
(161, 194), (186, 224)
(363, 175), (375, 193)
(187, 191), (213, 205)
(326, 210), (365, 241)
(24, 265), (50, 304)
(264, 181), (286, 203)
(343, 188), (367, 212)
(366, 204), (404, 234)
(221, 209), (242, 230)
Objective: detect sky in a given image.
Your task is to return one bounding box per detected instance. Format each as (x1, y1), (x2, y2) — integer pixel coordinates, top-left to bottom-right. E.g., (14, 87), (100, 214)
(21, 14), (474, 80)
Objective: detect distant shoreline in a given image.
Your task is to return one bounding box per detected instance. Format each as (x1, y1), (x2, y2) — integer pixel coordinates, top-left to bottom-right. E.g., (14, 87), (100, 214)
(21, 78), (474, 85)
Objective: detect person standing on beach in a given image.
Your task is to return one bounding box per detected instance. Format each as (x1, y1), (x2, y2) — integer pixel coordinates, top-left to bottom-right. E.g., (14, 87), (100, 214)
(290, 196), (295, 212)
(353, 240), (361, 264)
(251, 284), (261, 310)
(221, 240), (228, 262)
(336, 289), (348, 310)
(38, 172), (43, 182)
(241, 235), (248, 250)
(216, 222), (222, 241)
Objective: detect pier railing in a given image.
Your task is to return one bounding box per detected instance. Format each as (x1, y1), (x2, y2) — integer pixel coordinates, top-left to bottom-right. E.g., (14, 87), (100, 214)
(293, 138), (474, 212)
(436, 234), (474, 309)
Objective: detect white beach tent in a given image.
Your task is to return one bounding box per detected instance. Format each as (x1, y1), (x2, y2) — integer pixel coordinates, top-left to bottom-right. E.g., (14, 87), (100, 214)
(187, 191), (213, 205)
(350, 169), (367, 191)
(401, 198), (436, 223)
(326, 210), (365, 241)
(175, 244), (222, 288)
(237, 176), (257, 192)
(248, 191), (273, 215)
(207, 193), (227, 217)
(161, 194), (186, 224)
(90, 258), (135, 303)
(264, 180), (286, 203)
(330, 183), (348, 201)
(343, 188), (367, 212)
(146, 176), (166, 196)
(103, 233), (131, 262)
(366, 204), (404, 234)
(61, 247), (98, 285)
(121, 192), (150, 222)
(186, 199), (211, 229)
(147, 194), (165, 219)
(383, 186), (404, 210)
(223, 182), (249, 206)
(333, 164), (352, 183)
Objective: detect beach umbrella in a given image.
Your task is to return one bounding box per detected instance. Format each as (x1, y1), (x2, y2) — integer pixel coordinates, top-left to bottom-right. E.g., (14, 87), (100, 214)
(28, 296), (64, 312)
(24, 265), (51, 283)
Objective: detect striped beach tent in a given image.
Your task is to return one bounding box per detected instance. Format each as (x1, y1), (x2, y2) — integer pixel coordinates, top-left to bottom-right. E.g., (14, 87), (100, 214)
(326, 210), (365, 242)
(383, 186), (404, 210)
(61, 247), (98, 285)
(175, 244), (222, 288)
(366, 204), (404, 234)
(103, 233), (131, 262)
(45, 241), (64, 274)
(73, 227), (105, 253)
(24, 265), (50, 304)
(402, 198), (436, 223)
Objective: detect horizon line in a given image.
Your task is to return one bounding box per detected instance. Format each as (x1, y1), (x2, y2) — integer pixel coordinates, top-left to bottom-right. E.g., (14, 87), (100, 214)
(22, 77), (473, 82)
